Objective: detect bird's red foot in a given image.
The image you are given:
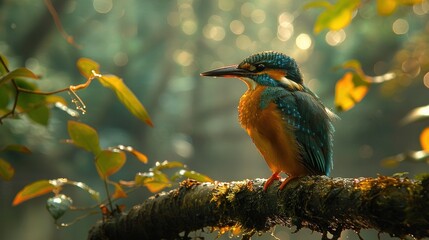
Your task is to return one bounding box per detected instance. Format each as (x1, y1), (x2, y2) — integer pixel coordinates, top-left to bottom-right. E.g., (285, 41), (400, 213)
(279, 176), (298, 190)
(263, 171), (280, 191)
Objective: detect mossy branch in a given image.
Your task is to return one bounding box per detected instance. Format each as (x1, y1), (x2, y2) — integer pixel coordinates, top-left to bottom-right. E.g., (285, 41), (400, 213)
(87, 176), (429, 240)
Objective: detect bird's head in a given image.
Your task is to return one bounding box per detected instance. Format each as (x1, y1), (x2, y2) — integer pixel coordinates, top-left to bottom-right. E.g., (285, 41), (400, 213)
(201, 51), (303, 90)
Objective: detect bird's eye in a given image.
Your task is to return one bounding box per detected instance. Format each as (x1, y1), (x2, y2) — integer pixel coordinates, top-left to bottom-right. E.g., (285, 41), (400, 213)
(255, 63), (266, 72)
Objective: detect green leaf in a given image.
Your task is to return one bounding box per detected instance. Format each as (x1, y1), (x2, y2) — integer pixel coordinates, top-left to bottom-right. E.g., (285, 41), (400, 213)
(312, 0), (361, 33)
(46, 194), (73, 220)
(76, 58), (100, 79)
(0, 54), (9, 75)
(13, 180), (56, 206)
(26, 105), (50, 125)
(153, 160), (185, 171)
(0, 86), (10, 108)
(67, 121), (101, 155)
(0, 67), (39, 86)
(303, 0), (332, 9)
(135, 171), (171, 193)
(1, 144), (31, 154)
(13, 79), (45, 111)
(98, 75), (153, 127)
(0, 158), (14, 181)
(95, 150), (126, 178)
(172, 169), (213, 182)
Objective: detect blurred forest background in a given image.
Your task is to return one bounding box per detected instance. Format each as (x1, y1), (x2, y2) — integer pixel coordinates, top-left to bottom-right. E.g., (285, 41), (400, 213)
(1, 0), (429, 239)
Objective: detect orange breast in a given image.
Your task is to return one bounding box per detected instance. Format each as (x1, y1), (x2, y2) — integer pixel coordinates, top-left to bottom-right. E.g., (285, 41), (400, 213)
(238, 86), (307, 176)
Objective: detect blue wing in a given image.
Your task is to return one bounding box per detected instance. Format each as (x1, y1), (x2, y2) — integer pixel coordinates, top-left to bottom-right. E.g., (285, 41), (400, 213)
(269, 88), (335, 175)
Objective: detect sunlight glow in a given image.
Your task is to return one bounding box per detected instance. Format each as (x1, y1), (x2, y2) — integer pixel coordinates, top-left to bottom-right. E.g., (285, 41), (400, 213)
(230, 20), (245, 35)
(402, 59), (421, 77)
(277, 12), (294, 42)
(174, 50), (193, 67)
(413, 1), (429, 15)
(182, 20), (197, 35)
(203, 25), (225, 41)
(278, 12), (294, 25)
(241, 2), (255, 17)
(218, 0), (234, 11)
(296, 33), (312, 50)
(236, 35), (252, 50)
(277, 23), (293, 42)
(251, 9), (266, 24)
(423, 72), (429, 89)
(325, 30), (346, 46)
(392, 19), (409, 35)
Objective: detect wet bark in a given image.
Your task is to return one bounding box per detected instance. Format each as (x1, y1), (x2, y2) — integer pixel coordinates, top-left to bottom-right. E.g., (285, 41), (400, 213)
(88, 175), (429, 240)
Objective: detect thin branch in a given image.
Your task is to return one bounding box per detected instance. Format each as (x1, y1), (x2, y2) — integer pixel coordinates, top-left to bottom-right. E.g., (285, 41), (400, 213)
(0, 72), (98, 122)
(43, 0), (82, 49)
(87, 176), (429, 240)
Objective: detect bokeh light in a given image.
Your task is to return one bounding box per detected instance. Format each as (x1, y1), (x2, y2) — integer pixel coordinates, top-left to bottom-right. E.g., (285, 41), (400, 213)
(113, 52), (128, 67)
(325, 30), (346, 46)
(251, 9), (266, 24)
(218, 0), (234, 12)
(296, 33), (312, 50)
(93, 0), (113, 14)
(181, 20), (197, 35)
(236, 35), (252, 50)
(173, 50), (193, 67)
(413, 1), (429, 15)
(277, 12), (294, 42)
(423, 72), (429, 88)
(392, 18), (409, 35)
(229, 20), (245, 35)
(241, 2), (255, 17)
(203, 24), (225, 41)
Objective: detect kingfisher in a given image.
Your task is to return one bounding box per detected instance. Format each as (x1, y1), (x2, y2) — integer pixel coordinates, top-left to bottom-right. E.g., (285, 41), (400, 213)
(201, 51), (336, 191)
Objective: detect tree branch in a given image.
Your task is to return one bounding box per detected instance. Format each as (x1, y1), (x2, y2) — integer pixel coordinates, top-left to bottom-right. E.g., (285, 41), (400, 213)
(87, 175), (429, 240)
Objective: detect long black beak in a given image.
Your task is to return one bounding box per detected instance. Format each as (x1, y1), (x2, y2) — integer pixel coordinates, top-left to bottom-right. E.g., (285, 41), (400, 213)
(200, 65), (250, 78)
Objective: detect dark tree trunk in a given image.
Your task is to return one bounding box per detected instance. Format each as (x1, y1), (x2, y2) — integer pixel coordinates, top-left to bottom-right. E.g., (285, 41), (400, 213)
(88, 176), (429, 240)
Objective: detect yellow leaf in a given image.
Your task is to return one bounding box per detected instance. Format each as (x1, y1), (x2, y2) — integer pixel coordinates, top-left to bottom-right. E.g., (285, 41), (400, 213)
(130, 149), (148, 164)
(13, 180), (56, 206)
(313, 0), (360, 33)
(110, 182), (128, 199)
(45, 95), (67, 105)
(328, 8), (353, 30)
(0, 158), (14, 181)
(114, 145), (148, 164)
(98, 75), (153, 127)
(335, 72), (369, 112)
(377, 0), (398, 16)
(95, 150), (126, 178)
(420, 128), (429, 151)
(377, 0), (422, 15)
(400, 0), (422, 5)
(76, 58), (100, 79)
(135, 171), (171, 193)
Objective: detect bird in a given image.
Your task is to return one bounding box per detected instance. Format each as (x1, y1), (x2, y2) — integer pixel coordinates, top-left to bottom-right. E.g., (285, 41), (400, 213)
(200, 51), (336, 191)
